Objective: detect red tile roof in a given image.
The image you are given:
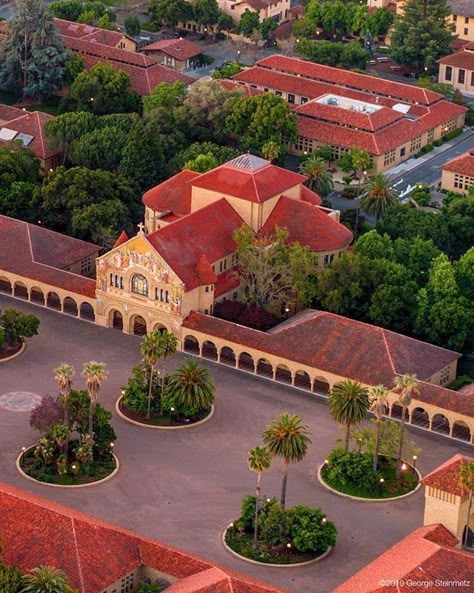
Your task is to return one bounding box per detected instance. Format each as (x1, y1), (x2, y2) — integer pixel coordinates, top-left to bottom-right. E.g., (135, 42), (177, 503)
(0, 482), (289, 593)
(218, 79), (262, 97)
(301, 185), (322, 205)
(331, 524), (473, 593)
(214, 268), (240, 297)
(146, 199), (244, 291)
(259, 197), (353, 251)
(53, 18), (135, 48)
(438, 49), (474, 70)
(195, 254), (218, 285)
(183, 310), (461, 390)
(113, 230), (129, 248)
(252, 55), (443, 105)
(0, 215), (98, 298)
(0, 104), (24, 123)
(142, 38), (202, 61)
(442, 150), (474, 177)
(191, 159), (306, 203)
(0, 110), (59, 160)
(422, 454), (474, 496)
(143, 169), (200, 214)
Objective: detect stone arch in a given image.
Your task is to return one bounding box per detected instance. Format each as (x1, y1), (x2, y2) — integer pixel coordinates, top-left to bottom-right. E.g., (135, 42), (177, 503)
(46, 291), (61, 310)
(220, 346), (236, 366)
(390, 402), (404, 420)
(63, 296), (78, 316)
(109, 309), (123, 331)
(452, 420), (471, 442)
(431, 413), (450, 435)
(14, 281), (29, 300)
(130, 314), (147, 336)
(313, 376), (330, 394)
(30, 286), (45, 305)
(238, 351), (255, 372)
(202, 340), (218, 361)
(0, 276), (12, 294)
(410, 406), (430, 429)
(80, 302), (95, 321)
(183, 335), (200, 354)
(256, 357), (273, 378)
(275, 363), (292, 384)
(153, 322), (168, 334)
(294, 370), (311, 390)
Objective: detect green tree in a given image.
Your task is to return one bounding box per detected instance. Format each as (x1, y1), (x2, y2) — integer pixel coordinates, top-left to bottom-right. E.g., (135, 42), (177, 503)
(157, 330), (178, 401)
(0, 308), (39, 347)
(0, 0), (67, 99)
(44, 111), (98, 164)
(368, 6), (395, 37)
(69, 63), (141, 115)
(392, 374), (419, 476)
(226, 92), (297, 154)
(261, 139), (282, 163)
(0, 181), (40, 223)
(290, 506), (337, 554)
(51, 423), (69, 457)
(81, 361), (108, 441)
(193, 0), (219, 27)
(296, 39), (343, 67)
(124, 14), (141, 37)
(459, 460), (474, 548)
(0, 145), (40, 186)
(217, 12), (234, 31)
(292, 17), (317, 40)
(260, 17), (277, 41)
(456, 247), (474, 300)
(49, 0), (83, 21)
(167, 359), (215, 411)
(299, 155), (334, 197)
(360, 173), (398, 221)
(259, 503), (292, 547)
(174, 141), (238, 172)
(237, 11), (260, 37)
(71, 199), (130, 248)
(389, 0), (454, 68)
(340, 41), (369, 70)
(247, 445), (272, 548)
(369, 385), (389, 472)
(143, 80), (187, 112)
(262, 413), (311, 508)
(184, 153), (218, 172)
(148, 0), (191, 30)
(20, 566), (73, 593)
(69, 125), (128, 171)
(444, 196), (474, 259)
(140, 331), (163, 419)
(328, 380), (369, 451)
(54, 363), (75, 459)
(64, 53), (85, 85)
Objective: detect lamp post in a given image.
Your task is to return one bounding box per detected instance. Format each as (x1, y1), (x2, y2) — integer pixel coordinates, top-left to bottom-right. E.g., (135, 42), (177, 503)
(228, 522), (234, 543)
(379, 477), (384, 495)
(237, 50), (241, 64)
(286, 542), (292, 562)
(412, 455), (417, 472)
(321, 517), (327, 525)
(400, 463), (407, 487)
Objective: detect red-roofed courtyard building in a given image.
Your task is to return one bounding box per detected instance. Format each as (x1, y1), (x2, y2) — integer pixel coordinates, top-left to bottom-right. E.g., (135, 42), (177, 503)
(141, 38), (203, 72)
(231, 55), (467, 172)
(438, 42), (474, 95)
(441, 149), (474, 194)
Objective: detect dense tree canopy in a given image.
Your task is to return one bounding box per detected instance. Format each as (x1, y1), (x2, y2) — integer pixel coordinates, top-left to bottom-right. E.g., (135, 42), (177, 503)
(296, 38), (369, 70)
(148, 0), (192, 30)
(142, 81), (187, 112)
(50, 0), (116, 29)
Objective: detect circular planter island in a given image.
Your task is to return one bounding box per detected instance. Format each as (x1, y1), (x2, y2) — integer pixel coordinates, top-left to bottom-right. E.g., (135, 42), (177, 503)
(0, 341), (25, 363)
(116, 395), (214, 430)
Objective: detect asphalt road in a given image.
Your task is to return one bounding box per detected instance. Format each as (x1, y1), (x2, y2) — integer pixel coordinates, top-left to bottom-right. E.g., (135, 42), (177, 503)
(0, 295), (471, 593)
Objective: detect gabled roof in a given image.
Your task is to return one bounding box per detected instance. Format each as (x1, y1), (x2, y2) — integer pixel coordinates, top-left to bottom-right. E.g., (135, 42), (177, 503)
(0, 110), (58, 160)
(331, 524), (472, 593)
(438, 49), (474, 69)
(422, 454), (474, 496)
(0, 215), (98, 298)
(146, 199), (244, 291)
(143, 169), (201, 214)
(449, 0), (474, 18)
(0, 104), (24, 124)
(53, 18), (136, 48)
(442, 150), (474, 177)
(259, 197), (353, 252)
(142, 38), (202, 61)
(0, 482), (289, 593)
(191, 157), (307, 203)
(113, 230), (129, 248)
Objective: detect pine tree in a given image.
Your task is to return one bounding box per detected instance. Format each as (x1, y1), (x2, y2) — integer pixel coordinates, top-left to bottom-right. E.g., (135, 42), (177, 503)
(390, 0), (454, 68)
(0, 0), (68, 98)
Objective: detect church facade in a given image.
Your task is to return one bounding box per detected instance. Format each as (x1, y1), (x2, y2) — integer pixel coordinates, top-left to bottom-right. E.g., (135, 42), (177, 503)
(94, 154), (353, 335)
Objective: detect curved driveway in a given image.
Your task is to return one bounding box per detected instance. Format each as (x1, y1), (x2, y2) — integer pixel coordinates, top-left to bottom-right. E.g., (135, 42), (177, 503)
(0, 295), (470, 593)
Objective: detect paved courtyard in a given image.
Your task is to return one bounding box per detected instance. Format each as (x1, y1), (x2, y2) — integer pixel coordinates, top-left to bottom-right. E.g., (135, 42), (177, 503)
(0, 295), (470, 593)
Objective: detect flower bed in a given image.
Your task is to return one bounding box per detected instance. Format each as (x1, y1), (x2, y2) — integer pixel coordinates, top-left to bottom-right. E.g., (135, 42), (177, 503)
(0, 341), (23, 361)
(118, 398), (211, 427)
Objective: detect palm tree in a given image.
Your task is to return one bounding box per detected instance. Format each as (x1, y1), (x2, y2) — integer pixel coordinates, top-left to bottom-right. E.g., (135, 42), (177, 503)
(51, 424), (69, 457)
(262, 413), (312, 508)
(21, 566), (73, 593)
(459, 460), (474, 548)
(262, 139), (282, 162)
(158, 331), (178, 404)
(167, 359), (215, 411)
(81, 361), (108, 441)
(328, 380), (369, 451)
(360, 173), (398, 221)
(369, 385), (389, 472)
(393, 374), (420, 477)
(299, 155), (334, 197)
(54, 363), (74, 460)
(351, 148), (372, 236)
(140, 331), (163, 419)
(248, 445), (272, 549)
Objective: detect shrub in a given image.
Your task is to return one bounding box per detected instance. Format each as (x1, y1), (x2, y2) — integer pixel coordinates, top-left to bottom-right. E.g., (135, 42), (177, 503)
(240, 495), (279, 531)
(433, 139), (443, 147)
(30, 395), (62, 434)
(214, 300), (246, 322)
(447, 374), (474, 391)
(0, 561), (23, 593)
(290, 505), (337, 554)
(259, 503), (292, 547)
(325, 447), (379, 493)
(122, 363), (158, 413)
(238, 305), (278, 330)
(0, 308), (39, 346)
(445, 128), (463, 141)
(420, 144), (433, 154)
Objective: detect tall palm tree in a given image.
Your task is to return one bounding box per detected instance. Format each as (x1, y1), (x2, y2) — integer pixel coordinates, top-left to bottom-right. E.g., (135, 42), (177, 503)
(54, 363), (75, 460)
(369, 385), (389, 472)
(351, 148), (372, 236)
(360, 173), (398, 221)
(81, 361), (108, 441)
(262, 140), (282, 163)
(158, 330), (178, 394)
(167, 359), (215, 411)
(140, 331), (163, 419)
(51, 424), (69, 458)
(20, 565), (73, 593)
(393, 374), (420, 477)
(248, 445), (272, 549)
(328, 380), (369, 451)
(299, 155), (334, 197)
(459, 460), (474, 548)
(262, 413), (312, 508)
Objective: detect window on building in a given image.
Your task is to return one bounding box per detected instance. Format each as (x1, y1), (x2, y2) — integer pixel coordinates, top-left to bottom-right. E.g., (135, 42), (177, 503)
(410, 136), (422, 153)
(275, 90), (282, 96)
(465, 17), (469, 24)
(400, 147), (406, 157)
(166, 290), (169, 303)
(428, 128), (434, 143)
(205, 286), (209, 292)
(120, 277), (124, 289)
(288, 93), (295, 104)
(323, 254), (334, 265)
(440, 366), (451, 385)
(109, 273), (113, 286)
(301, 96), (308, 104)
(464, 28), (468, 36)
(458, 69), (465, 84)
(453, 14), (457, 22)
(383, 148), (396, 166)
(445, 66), (452, 81)
(80, 257), (91, 275)
(131, 274), (148, 296)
